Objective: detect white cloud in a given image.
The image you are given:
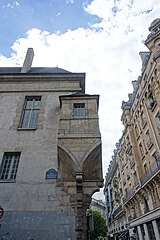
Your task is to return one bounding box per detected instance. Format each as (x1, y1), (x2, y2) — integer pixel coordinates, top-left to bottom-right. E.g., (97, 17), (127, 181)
(4, 1), (20, 8)
(0, 0), (160, 200)
(66, 0), (74, 4)
(56, 12), (61, 17)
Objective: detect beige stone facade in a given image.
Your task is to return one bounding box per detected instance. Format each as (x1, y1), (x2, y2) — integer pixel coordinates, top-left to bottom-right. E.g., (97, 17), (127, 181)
(0, 49), (103, 240)
(90, 198), (106, 217)
(104, 19), (160, 240)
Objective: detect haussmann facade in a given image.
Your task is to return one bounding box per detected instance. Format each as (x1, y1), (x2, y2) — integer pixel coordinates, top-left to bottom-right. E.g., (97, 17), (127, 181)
(104, 18), (160, 240)
(0, 48), (103, 240)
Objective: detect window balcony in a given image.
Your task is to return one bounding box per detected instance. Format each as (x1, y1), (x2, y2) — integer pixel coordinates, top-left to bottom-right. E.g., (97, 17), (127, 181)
(128, 215), (133, 222)
(126, 142), (132, 153)
(153, 50), (160, 60)
(123, 187), (135, 204)
(127, 174), (130, 180)
(115, 191), (121, 202)
(147, 138), (153, 149)
(140, 160), (160, 186)
(150, 97), (157, 110)
(141, 116), (147, 128)
(113, 205), (124, 217)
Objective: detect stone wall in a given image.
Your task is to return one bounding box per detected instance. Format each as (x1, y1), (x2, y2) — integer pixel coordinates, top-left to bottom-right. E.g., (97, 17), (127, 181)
(0, 211), (75, 240)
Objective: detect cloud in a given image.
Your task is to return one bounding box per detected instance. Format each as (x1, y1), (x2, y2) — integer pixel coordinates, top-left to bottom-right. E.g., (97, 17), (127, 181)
(0, 0), (160, 200)
(56, 12), (61, 17)
(4, 1), (20, 8)
(66, 0), (74, 4)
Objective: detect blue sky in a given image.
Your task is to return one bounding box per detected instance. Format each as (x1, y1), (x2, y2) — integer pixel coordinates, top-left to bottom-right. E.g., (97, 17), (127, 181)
(0, 0), (99, 56)
(0, 0), (160, 199)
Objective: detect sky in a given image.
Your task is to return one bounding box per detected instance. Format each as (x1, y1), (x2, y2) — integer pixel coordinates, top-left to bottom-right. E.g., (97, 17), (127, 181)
(0, 0), (160, 200)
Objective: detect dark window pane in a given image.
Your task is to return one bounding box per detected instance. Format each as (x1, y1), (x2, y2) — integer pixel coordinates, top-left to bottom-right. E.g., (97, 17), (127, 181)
(0, 153), (20, 180)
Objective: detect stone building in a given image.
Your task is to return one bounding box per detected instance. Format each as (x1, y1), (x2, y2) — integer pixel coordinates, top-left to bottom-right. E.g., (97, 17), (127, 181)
(90, 198), (106, 217)
(104, 19), (160, 240)
(0, 48), (103, 240)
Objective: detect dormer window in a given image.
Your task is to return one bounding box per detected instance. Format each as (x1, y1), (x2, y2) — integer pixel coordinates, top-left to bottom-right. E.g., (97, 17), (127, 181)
(73, 103), (85, 117)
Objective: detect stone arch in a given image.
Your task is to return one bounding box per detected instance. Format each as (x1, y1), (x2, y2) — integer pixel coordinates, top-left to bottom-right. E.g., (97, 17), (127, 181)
(58, 146), (75, 181)
(81, 139), (101, 162)
(83, 143), (102, 181)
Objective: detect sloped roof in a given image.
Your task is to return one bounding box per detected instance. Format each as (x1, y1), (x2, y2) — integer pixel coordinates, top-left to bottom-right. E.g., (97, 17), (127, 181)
(60, 91), (99, 98)
(0, 67), (71, 74)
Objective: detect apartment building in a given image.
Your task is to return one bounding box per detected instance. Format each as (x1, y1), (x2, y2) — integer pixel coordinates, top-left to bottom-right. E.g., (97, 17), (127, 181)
(104, 18), (160, 240)
(90, 198), (106, 217)
(0, 48), (103, 240)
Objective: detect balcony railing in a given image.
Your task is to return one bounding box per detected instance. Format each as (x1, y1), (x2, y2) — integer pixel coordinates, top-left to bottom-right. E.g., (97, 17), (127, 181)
(153, 50), (160, 60)
(147, 138), (153, 149)
(113, 205), (123, 217)
(140, 160), (160, 186)
(141, 116), (147, 128)
(123, 187), (135, 204)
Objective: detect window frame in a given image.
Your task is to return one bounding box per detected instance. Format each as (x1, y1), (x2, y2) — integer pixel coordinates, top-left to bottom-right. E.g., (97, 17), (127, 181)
(155, 110), (160, 134)
(139, 142), (144, 158)
(73, 103), (85, 118)
(19, 96), (41, 129)
(140, 111), (147, 128)
(145, 129), (153, 149)
(0, 152), (21, 181)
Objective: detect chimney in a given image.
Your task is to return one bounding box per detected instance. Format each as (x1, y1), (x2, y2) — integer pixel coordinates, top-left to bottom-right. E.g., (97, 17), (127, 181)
(21, 48), (34, 73)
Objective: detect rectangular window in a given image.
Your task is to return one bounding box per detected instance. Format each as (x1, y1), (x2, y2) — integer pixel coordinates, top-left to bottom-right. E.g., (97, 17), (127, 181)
(145, 130), (153, 149)
(149, 94), (156, 109)
(152, 151), (160, 163)
(73, 103), (85, 117)
(19, 96), (41, 128)
(156, 110), (160, 134)
(134, 172), (139, 188)
(144, 163), (148, 172)
(139, 143), (144, 157)
(135, 125), (139, 138)
(0, 152), (21, 180)
(141, 111), (147, 128)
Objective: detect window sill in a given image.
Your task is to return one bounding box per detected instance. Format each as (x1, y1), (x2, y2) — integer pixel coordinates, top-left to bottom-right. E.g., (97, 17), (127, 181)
(17, 128), (37, 131)
(141, 155), (145, 161)
(142, 121), (147, 129)
(72, 116), (86, 119)
(136, 135), (140, 141)
(147, 142), (154, 150)
(0, 180), (16, 183)
(151, 103), (157, 111)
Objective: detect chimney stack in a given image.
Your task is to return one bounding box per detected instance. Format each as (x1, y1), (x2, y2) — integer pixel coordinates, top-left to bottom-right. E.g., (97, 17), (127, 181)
(21, 48), (34, 73)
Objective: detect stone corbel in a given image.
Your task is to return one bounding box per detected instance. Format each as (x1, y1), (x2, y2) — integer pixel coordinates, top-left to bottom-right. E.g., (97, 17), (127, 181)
(76, 172), (83, 185)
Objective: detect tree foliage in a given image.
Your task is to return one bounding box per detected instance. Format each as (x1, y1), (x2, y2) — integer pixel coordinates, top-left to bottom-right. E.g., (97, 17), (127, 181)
(86, 209), (107, 239)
